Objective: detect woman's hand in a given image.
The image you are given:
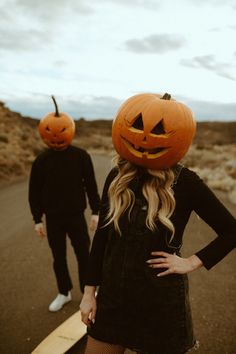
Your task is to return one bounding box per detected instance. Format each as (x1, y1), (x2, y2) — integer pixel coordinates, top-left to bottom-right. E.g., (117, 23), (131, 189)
(146, 251), (203, 276)
(80, 286), (97, 327)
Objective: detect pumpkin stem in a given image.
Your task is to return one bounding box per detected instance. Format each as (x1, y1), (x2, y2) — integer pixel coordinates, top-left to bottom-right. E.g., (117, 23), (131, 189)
(161, 93), (171, 100)
(51, 95), (60, 117)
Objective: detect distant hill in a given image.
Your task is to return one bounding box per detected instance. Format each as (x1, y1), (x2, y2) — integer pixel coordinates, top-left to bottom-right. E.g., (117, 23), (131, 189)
(0, 101), (235, 204)
(19, 112), (236, 146)
(194, 121), (236, 146)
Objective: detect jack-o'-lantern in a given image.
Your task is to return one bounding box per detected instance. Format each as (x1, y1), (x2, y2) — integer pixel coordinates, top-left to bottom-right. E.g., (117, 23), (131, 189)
(39, 96), (75, 150)
(112, 93), (196, 170)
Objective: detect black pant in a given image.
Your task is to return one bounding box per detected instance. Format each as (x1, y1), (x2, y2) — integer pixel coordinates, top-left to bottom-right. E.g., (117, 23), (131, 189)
(46, 213), (90, 295)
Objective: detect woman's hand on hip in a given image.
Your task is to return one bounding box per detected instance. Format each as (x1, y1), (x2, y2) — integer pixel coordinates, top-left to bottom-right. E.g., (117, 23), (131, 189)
(146, 252), (203, 276)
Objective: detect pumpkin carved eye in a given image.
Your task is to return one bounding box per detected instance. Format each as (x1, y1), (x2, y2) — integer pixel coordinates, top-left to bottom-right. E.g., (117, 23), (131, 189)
(151, 119), (165, 135)
(132, 113), (143, 130)
(46, 126), (50, 131)
(60, 127), (66, 132)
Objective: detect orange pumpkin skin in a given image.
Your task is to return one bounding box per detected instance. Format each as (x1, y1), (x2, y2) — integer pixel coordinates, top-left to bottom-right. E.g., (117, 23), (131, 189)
(38, 97), (75, 150)
(112, 93), (196, 170)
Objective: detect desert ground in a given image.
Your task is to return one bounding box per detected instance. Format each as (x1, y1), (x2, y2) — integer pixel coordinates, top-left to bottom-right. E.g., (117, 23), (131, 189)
(0, 153), (236, 354)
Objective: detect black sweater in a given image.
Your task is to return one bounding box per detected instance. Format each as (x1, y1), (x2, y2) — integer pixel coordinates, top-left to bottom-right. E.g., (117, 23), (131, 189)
(29, 145), (100, 223)
(86, 167), (236, 285)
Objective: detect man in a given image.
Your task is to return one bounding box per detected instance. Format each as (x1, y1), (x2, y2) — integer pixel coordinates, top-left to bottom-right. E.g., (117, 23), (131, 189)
(29, 97), (100, 311)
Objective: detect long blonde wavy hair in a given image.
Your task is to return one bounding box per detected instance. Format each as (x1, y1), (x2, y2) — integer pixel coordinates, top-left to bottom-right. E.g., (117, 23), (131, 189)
(106, 155), (176, 241)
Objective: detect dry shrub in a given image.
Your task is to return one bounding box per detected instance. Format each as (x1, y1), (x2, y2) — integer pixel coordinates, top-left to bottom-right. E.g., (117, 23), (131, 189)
(73, 134), (113, 152)
(0, 135), (9, 143)
(183, 144), (236, 204)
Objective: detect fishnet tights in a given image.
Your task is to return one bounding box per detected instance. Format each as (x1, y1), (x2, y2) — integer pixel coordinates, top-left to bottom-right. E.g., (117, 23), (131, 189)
(84, 336), (126, 354)
(84, 335), (186, 354)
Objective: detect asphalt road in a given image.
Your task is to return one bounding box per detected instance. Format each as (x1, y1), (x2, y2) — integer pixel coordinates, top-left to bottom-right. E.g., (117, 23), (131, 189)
(0, 154), (235, 354)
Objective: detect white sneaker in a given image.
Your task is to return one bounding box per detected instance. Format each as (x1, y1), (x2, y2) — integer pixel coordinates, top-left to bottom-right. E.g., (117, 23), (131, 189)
(49, 292), (72, 312)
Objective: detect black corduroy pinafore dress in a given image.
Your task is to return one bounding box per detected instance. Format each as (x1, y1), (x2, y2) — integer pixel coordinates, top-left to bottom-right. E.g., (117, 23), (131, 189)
(88, 173), (196, 354)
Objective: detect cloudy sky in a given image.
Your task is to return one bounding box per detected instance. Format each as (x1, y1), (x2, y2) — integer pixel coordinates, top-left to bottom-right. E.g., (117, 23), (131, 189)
(0, 0), (236, 121)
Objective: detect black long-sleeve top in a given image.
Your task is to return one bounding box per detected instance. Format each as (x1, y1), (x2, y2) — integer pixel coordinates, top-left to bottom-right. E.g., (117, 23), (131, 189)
(86, 166), (236, 285)
(29, 145), (100, 223)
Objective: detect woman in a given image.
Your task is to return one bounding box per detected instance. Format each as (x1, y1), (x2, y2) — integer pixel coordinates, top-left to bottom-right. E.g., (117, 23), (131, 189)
(80, 93), (236, 354)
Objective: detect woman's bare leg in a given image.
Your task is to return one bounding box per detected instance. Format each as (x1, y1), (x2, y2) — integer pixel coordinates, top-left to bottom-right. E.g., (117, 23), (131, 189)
(84, 335), (126, 354)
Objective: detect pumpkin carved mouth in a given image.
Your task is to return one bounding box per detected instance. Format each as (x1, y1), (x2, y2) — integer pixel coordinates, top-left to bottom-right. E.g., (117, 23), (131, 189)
(121, 136), (169, 159)
(54, 141), (65, 145)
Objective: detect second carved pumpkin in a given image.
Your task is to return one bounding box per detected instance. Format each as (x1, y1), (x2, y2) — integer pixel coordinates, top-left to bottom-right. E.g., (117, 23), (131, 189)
(112, 93), (196, 170)
(39, 96), (75, 150)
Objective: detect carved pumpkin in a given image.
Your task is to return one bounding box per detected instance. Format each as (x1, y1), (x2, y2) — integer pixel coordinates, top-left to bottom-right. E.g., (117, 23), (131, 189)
(39, 96), (75, 150)
(112, 93), (196, 170)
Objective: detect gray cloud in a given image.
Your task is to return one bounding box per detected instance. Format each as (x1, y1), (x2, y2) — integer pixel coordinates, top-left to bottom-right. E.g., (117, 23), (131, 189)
(0, 28), (51, 51)
(65, 96), (123, 119)
(180, 96), (236, 121)
(1, 0), (158, 25)
(0, 7), (13, 24)
(125, 34), (186, 54)
(229, 25), (236, 30)
(99, 0), (159, 9)
(209, 27), (221, 32)
(3, 93), (236, 121)
(54, 60), (68, 68)
(3, 93), (122, 120)
(180, 55), (236, 81)
(188, 0), (236, 8)
(0, 0), (93, 52)
(15, 0), (94, 18)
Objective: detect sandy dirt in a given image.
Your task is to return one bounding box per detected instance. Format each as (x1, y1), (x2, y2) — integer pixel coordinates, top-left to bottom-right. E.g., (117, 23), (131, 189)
(0, 154), (235, 354)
